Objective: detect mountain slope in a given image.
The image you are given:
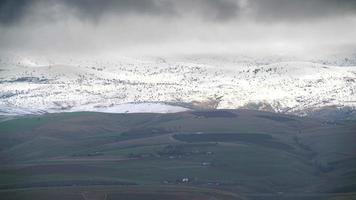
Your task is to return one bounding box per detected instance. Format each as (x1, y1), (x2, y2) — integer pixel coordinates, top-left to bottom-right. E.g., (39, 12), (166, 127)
(0, 55), (355, 117)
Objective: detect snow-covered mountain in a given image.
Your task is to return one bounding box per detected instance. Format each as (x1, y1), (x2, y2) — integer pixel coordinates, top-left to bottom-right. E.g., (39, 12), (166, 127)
(1, 54), (356, 118)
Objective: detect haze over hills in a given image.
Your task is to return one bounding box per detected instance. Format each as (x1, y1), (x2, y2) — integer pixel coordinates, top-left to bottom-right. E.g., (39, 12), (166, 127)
(1, 54), (356, 120)
(1, 0), (356, 122)
(1, 1), (356, 199)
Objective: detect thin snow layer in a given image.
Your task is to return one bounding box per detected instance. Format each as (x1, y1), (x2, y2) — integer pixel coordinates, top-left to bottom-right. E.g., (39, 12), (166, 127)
(0, 55), (356, 115)
(68, 103), (189, 114)
(0, 102), (188, 115)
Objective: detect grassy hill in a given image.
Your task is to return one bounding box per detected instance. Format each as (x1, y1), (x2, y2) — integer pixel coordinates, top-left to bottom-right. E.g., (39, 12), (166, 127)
(0, 110), (355, 199)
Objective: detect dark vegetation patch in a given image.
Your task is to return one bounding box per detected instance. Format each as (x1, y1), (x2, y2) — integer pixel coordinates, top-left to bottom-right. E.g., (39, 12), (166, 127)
(173, 133), (294, 151)
(257, 115), (296, 122)
(0, 92), (16, 99)
(118, 128), (171, 141)
(174, 133), (272, 142)
(6, 77), (50, 83)
(191, 111), (237, 118)
(157, 145), (187, 157)
(156, 144), (214, 157)
(154, 114), (183, 124)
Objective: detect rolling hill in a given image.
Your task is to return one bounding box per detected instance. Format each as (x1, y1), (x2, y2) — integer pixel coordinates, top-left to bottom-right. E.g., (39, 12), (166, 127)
(0, 110), (355, 199)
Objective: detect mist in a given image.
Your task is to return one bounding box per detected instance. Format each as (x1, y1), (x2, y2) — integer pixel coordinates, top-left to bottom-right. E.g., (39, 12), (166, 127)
(1, 0), (356, 58)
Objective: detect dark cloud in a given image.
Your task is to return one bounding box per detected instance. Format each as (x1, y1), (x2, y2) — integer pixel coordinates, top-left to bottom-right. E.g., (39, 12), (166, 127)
(0, 0), (355, 57)
(2, 0), (356, 26)
(61, 0), (176, 22)
(206, 0), (240, 21)
(0, 0), (31, 25)
(0, 0), (240, 26)
(55, 0), (241, 22)
(173, 0), (240, 21)
(249, 0), (356, 22)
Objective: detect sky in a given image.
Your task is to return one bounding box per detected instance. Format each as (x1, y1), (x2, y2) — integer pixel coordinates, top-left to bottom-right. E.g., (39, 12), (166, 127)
(1, 0), (356, 57)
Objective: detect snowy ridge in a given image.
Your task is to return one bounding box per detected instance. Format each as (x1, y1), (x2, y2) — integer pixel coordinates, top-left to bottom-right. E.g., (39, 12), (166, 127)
(0, 55), (356, 117)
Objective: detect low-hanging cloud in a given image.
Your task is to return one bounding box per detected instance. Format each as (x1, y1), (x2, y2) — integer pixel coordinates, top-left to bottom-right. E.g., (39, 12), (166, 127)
(0, 0), (356, 57)
(0, 0), (31, 25)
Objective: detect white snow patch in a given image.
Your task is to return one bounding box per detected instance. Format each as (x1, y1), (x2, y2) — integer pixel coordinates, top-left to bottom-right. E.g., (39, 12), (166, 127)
(68, 103), (189, 114)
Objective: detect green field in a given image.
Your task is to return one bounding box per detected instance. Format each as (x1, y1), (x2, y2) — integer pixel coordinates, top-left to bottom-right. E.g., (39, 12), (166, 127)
(0, 110), (355, 199)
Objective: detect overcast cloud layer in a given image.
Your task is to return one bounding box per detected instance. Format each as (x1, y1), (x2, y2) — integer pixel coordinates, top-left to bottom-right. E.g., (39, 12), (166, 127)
(1, 0), (356, 57)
